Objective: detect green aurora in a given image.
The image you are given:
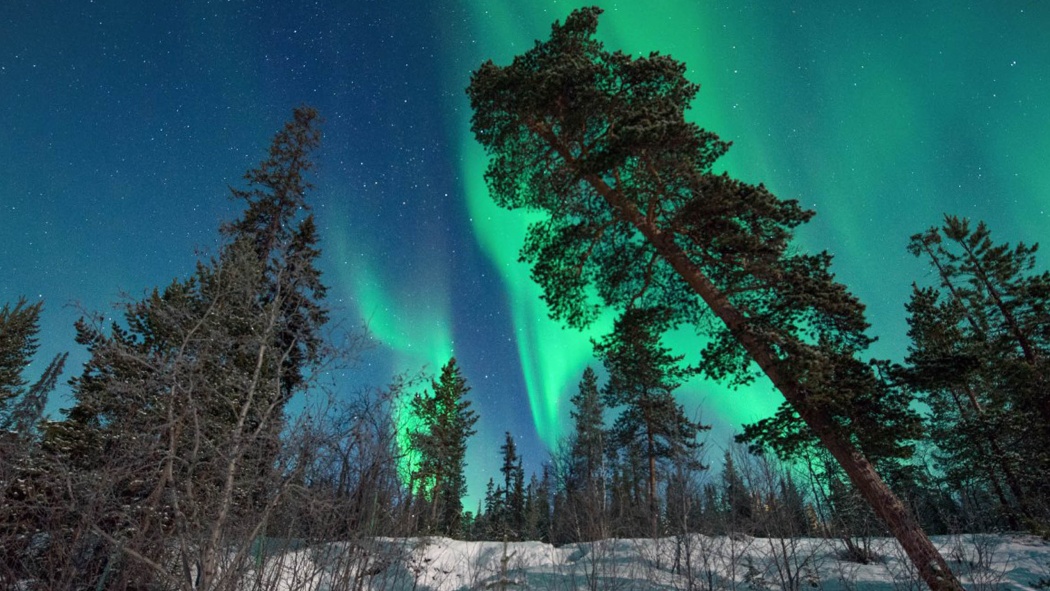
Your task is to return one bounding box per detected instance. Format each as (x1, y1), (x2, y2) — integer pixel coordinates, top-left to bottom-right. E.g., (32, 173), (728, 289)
(438, 0), (1050, 449)
(3, 0), (1047, 507)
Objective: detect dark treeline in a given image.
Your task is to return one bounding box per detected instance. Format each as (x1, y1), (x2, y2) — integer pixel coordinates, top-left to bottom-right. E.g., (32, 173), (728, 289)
(3, 9), (1050, 591)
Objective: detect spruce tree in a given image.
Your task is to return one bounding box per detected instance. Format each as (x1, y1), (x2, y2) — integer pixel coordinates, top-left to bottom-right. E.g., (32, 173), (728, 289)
(467, 8), (954, 589)
(565, 366), (608, 541)
(498, 431), (526, 538)
(0, 298), (41, 409)
(43, 107), (331, 590)
(721, 451), (752, 532)
(569, 367), (605, 488)
(220, 106), (327, 403)
(407, 357), (478, 537)
(0, 298), (67, 583)
(528, 467), (553, 542)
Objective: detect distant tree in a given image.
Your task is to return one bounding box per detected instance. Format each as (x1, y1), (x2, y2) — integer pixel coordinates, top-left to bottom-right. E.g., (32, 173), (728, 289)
(480, 477), (502, 539)
(663, 436), (707, 578)
(562, 366), (608, 542)
(880, 458), (961, 536)
(699, 482), (721, 532)
(407, 357), (478, 537)
(467, 8), (954, 589)
(568, 367), (605, 493)
(721, 450), (752, 532)
(496, 431), (526, 538)
(778, 472), (810, 536)
(525, 467), (553, 542)
(596, 307), (706, 537)
(826, 465), (881, 563)
(607, 440), (650, 538)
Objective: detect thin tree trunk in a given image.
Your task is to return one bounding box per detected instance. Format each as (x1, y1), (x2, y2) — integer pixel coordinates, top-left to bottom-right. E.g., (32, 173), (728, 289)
(647, 427), (658, 539)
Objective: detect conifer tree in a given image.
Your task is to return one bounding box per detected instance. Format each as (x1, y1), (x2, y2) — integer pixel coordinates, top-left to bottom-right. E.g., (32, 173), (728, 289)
(0, 298), (41, 409)
(778, 472), (810, 536)
(407, 357), (478, 537)
(480, 477), (501, 539)
(607, 440), (651, 537)
(0, 298), (67, 583)
(498, 431), (526, 538)
(569, 367), (605, 486)
(220, 106), (327, 404)
(596, 307), (706, 537)
(564, 366), (608, 541)
(43, 107), (331, 589)
(903, 216), (1050, 529)
(721, 451), (752, 532)
(467, 8), (953, 589)
(0, 298), (66, 439)
(526, 467), (552, 542)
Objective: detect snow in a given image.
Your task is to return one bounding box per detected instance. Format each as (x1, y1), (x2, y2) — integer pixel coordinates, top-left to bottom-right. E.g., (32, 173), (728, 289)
(244, 533), (1050, 590)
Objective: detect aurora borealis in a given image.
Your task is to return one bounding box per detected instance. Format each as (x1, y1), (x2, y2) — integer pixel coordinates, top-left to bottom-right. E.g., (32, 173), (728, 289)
(3, 1), (1048, 504)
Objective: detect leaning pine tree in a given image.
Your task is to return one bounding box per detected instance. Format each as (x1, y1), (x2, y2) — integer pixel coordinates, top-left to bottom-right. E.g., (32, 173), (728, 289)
(467, 8), (959, 591)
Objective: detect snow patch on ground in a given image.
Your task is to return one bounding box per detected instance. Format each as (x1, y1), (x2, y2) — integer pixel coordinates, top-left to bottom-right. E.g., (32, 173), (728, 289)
(246, 533), (1050, 590)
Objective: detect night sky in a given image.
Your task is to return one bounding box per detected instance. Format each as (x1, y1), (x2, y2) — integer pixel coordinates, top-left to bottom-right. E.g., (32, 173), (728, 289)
(3, 1), (1048, 506)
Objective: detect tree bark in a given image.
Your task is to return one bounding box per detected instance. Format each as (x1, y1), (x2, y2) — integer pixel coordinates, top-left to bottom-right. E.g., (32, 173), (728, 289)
(647, 427), (659, 539)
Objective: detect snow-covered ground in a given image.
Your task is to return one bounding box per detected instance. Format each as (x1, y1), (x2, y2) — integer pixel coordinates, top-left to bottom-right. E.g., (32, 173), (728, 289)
(247, 533), (1050, 590)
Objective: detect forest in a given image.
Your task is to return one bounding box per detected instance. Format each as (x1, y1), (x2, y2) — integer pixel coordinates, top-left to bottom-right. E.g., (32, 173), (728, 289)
(2, 7), (1049, 591)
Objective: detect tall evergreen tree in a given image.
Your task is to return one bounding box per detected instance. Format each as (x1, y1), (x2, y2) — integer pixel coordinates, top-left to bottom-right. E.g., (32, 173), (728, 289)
(526, 467), (553, 542)
(220, 106), (327, 404)
(407, 357), (478, 537)
(479, 477), (501, 539)
(778, 472), (811, 537)
(596, 307), (706, 537)
(903, 216), (1050, 529)
(0, 298), (67, 583)
(43, 107), (331, 590)
(0, 298), (41, 410)
(467, 8), (953, 589)
(564, 366), (608, 541)
(607, 439), (651, 538)
(498, 431), (526, 538)
(568, 367), (605, 490)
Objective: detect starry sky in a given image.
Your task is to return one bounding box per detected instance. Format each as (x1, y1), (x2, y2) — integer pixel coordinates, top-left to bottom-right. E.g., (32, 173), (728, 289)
(3, 1), (1048, 506)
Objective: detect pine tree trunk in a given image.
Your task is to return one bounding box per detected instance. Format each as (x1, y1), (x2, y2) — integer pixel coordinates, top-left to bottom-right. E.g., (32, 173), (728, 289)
(647, 428), (659, 539)
(573, 168), (965, 591)
(801, 408), (959, 591)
